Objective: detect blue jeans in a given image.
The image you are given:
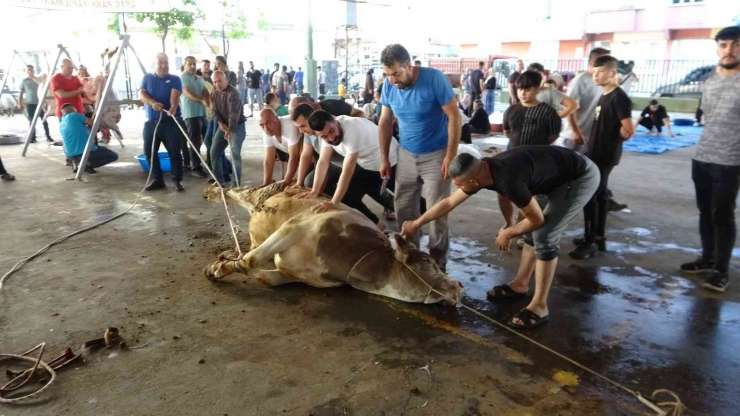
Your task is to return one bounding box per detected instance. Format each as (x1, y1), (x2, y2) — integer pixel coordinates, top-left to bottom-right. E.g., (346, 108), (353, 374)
(210, 123), (246, 187)
(204, 117), (232, 180)
(143, 119), (183, 182)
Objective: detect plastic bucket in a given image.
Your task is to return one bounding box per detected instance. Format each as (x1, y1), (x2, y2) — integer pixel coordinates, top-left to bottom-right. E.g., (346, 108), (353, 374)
(135, 152), (172, 173)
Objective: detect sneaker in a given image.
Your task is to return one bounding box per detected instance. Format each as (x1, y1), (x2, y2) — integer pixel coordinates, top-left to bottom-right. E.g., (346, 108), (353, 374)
(680, 258), (715, 274)
(607, 198), (628, 212)
(84, 166), (97, 174)
(174, 181), (185, 192)
(703, 273), (729, 292)
(1, 173), (15, 181)
(573, 237), (606, 251)
(46, 136), (54, 142)
(183, 165), (192, 171)
(569, 243), (599, 260)
(145, 180), (167, 191)
(30, 138), (37, 143)
(191, 168), (207, 178)
(224, 173), (232, 183)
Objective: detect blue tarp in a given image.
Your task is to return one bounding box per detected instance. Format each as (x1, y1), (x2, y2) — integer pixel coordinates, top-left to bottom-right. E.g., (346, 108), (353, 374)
(623, 125), (703, 155)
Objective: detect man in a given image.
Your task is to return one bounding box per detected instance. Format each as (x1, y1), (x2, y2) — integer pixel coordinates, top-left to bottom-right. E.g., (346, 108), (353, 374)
(461, 68), (472, 98)
(338, 78), (347, 99)
(635, 99), (674, 137)
(139, 53), (185, 192)
(196, 59), (213, 84)
(295, 66), (304, 95)
(378, 44), (462, 270)
(680, 26), (740, 292)
(619, 62), (638, 96)
(50, 59), (84, 118)
(317, 66), (327, 95)
(179, 56), (209, 178)
(265, 93), (289, 116)
(569, 56), (634, 260)
(60, 104), (118, 174)
(556, 48), (611, 151)
(259, 108), (302, 187)
(286, 66), (295, 96)
(508, 59), (525, 105)
(402, 149), (599, 328)
(262, 68), (271, 95)
(290, 100), (397, 221)
(503, 71), (562, 148)
(19, 65), (52, 142)
(210, 71), (247, 187)
(526, 62), (580, 119)
(273, 65), (289, 105)
(246, 62), (263, 117)
(469, 61), (485, 101)
(298, 110), (398, 227)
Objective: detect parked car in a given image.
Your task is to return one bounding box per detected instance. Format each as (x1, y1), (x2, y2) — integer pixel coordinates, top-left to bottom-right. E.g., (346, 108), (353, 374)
(652, 65), (715, 99)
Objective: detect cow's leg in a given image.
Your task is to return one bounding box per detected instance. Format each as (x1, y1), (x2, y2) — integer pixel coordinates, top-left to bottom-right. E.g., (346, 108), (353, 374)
(241, 224), (302, 269)
(248, 269), (295, 286)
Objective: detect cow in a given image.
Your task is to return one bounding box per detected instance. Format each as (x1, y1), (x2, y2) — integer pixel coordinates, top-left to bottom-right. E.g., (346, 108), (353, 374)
(202, 184), (464, 305)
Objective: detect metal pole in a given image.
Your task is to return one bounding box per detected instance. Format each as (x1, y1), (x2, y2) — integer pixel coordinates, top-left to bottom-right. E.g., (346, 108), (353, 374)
(22, 46), (64, 157)
(75, 36), (128, 181)
(59, 45), (78, 71)
(0, 51), (17, 102)
(306, 0), (317, 98)
(126, 41), (148, 77)
(344, 26), (349, 85)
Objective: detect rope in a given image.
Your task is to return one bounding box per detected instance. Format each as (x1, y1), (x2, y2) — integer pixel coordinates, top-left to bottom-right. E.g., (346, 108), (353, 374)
(1, 112), (244, 292)
(396, 260), (683, 416)
(0, 343), (57, 403)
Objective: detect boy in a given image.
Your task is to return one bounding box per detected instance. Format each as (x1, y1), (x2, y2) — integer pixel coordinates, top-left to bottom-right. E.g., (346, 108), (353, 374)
(264, 92), (289, 116)
(60, 104), (118, 174)
(569, 56), (634, 259)
(503, 70), (562, 148)
(635, 99), (674, 137)
(338, 78), (347, 99)
(501, 71), (562, 244)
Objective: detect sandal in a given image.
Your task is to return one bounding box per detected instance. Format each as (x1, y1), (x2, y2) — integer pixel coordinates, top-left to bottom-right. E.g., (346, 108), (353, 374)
(1, 173), (15, 181)
(486, 284), (528, 300)
(507, 308), (549, 329)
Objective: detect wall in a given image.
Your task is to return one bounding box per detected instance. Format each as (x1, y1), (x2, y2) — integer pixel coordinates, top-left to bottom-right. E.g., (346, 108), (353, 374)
(559, 40), (586, 59)
(501, 42), (531, 60)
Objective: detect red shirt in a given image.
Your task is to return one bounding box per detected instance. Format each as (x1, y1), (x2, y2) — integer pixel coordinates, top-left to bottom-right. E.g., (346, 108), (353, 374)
(50, 74), (84, 117)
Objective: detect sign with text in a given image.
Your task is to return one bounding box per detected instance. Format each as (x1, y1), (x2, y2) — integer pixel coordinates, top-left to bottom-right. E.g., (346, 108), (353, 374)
(10, 0), (172, 13)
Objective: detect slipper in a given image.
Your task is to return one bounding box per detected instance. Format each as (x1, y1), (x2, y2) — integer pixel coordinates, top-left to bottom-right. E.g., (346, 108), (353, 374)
(486, 284), (528, 300)
(1, 173), (15, 181)
(507, 308), (549, 329)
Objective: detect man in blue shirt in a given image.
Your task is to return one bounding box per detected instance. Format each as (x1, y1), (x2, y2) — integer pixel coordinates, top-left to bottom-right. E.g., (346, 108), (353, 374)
(378, 44), (461, 270)
(140, 53), (185, 191)
(60, 104), (118, 174)
(294, 67), (304, 95)
(262, 69), (271, 95)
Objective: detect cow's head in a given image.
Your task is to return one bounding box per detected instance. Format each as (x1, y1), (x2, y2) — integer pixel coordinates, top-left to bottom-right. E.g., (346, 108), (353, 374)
(393, 234), (464, 305)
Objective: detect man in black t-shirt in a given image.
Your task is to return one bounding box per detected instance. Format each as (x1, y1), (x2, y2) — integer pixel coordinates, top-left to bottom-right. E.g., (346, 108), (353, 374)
(570, 56), (634, 260)
(508, 60), (524, 105)
(319, 98), (365, 117)
(400, 148), (599, 329)
(469, 61), (485, 102)
(246, 61), (263, 116)
(635, 99), (674, 137)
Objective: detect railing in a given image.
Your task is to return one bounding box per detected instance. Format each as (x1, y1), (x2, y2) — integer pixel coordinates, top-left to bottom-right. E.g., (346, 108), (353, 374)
(429, 58), (716, 97)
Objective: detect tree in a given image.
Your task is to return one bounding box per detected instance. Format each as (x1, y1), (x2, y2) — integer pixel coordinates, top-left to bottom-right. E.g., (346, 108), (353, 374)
(108, 0), (202, 53)
(210, 1), (269, 59)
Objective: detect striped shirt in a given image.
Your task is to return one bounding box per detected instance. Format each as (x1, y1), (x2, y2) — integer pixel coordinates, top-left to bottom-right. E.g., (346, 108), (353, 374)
(503, 102), (561, 148)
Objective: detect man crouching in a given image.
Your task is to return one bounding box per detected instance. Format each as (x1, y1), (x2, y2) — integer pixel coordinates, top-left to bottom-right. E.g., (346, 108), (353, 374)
(60, 103), (118, 174)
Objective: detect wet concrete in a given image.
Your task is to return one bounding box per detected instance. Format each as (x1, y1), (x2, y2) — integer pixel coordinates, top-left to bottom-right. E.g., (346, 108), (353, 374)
(0, 111), (738, 415)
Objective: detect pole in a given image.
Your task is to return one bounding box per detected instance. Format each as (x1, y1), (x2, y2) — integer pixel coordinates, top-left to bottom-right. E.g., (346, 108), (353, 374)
(0, 52), (18, 102)
(344, 26), (349, 85)
(22, 46), (65, 157)
(306, 0), (317, 98)
(75, 36), (128, 181)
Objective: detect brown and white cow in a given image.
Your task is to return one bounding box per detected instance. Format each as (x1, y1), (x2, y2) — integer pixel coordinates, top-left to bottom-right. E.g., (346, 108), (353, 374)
(203, 184), (464, 304)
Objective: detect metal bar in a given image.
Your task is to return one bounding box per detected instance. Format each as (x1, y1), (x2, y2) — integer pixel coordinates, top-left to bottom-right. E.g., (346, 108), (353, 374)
(75, 37), (128, 182)
(59, 45), (78, 71)
(22, 47), (64, 157)
(125, 40), (148, 78)
(0, 51), (17, 102)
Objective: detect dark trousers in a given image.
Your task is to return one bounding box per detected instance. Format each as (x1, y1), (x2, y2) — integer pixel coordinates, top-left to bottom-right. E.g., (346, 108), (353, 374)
(203, 117), (232, 180)
(319, 84), (326, 94)
(305, 163), (396, 224)
(460, 124), (472, 144)
(692, 159), (740, 274)
(143, 119), (183, 182)
(24, 104), (51, 139)
(71, 147), (119, 168)
(583, 162), (615, 242)
(184, 117), (205, 170)
(639, 117), (663, 133)
(0, 155), (7, 175)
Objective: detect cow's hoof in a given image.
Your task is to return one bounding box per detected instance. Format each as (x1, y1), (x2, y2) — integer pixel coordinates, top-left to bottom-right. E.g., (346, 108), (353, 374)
(203, 264), (224, 281)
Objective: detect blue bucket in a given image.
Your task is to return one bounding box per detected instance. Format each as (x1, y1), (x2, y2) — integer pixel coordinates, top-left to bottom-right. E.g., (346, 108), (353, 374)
(673, 118), (694, 127)
(135, 152), (172, 173)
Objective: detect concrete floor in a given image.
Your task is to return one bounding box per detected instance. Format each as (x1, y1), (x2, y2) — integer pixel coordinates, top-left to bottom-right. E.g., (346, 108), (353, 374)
(0, 110), (738, 416)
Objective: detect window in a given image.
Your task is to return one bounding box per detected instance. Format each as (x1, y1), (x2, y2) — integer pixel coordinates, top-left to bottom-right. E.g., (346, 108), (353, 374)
(672, 0), (703, 4)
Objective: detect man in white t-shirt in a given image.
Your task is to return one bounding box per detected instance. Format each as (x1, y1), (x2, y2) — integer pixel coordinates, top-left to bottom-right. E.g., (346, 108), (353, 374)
(298, 110), (399, 227)
(619, 62), (638, 96)
(258, 108), (302, 187)
(317, 66), (327, 94)
(556, 48), (611, 151)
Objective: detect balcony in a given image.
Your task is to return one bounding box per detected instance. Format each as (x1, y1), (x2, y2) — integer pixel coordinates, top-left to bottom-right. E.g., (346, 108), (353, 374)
(585, 8), (639, 34)
(665, 3), (707, 29)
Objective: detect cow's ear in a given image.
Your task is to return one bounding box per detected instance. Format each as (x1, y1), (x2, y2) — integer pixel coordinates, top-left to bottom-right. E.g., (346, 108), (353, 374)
(394, 234), (416, 256)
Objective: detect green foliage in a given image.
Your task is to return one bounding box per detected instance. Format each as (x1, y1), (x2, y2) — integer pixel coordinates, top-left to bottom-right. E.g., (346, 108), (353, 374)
(106, 0), (202, 52)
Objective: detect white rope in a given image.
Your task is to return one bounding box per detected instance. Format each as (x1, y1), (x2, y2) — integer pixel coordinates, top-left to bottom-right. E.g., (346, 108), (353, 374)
(1, 112), (244, 292)
(0, 345), (57, 403)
